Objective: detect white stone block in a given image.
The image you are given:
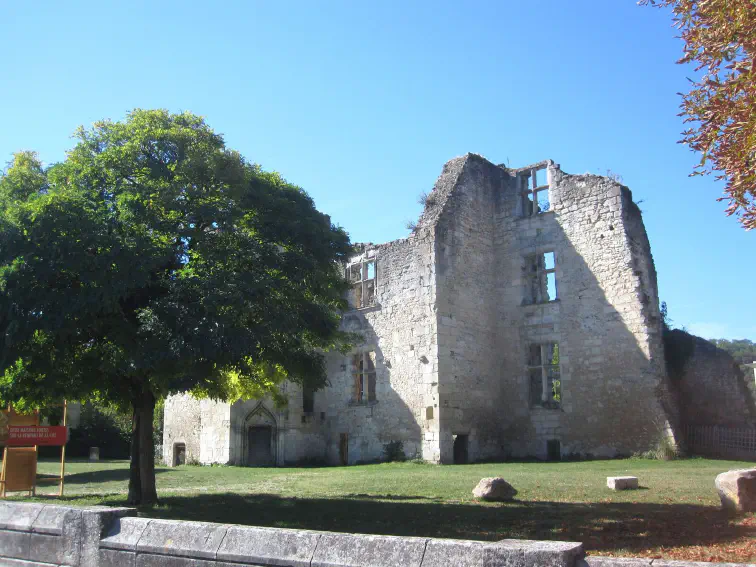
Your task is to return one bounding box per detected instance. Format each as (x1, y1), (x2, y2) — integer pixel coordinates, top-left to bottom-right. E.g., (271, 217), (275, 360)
(607, 476), (638, 490)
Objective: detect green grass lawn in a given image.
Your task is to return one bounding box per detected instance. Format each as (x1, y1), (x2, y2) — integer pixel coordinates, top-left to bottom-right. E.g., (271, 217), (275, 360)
(14, 457), (756, 563)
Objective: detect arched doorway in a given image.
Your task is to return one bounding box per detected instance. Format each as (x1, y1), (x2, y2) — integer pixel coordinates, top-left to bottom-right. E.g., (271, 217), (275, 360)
(243, 405), (277, 467)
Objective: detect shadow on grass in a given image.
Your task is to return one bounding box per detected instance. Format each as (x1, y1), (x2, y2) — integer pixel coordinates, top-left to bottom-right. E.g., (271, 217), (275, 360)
(90, 492), (756, 556)
(345, 494), (440, 501)
(37, 467), (171, 485)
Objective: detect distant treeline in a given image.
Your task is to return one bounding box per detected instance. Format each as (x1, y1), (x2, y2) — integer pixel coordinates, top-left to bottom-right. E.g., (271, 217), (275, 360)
(708, 338), (756, 367)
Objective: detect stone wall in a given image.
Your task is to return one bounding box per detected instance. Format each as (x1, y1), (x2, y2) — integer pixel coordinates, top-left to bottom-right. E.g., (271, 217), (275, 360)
(665, 330), (756, 428)
(318, 233), (439, 464)
(513, 164), (672, 457)
(163, 153), (680, 465)
(0, 501), (585, 567)
(0, 502), (132, 567)
(163, 393), (201, 466)
(427, 154), (673, 460)
(163, 229), (440, 466)
(2, 501), (752, 567)
(433, 156), (508, 463)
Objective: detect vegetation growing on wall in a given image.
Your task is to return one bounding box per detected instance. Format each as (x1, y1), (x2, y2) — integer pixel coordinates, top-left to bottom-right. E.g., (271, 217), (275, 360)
(382, 440), (407, 462)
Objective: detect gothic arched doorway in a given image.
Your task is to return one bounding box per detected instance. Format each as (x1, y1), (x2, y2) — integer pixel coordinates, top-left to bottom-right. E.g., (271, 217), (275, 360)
(243, 405), (277, 467)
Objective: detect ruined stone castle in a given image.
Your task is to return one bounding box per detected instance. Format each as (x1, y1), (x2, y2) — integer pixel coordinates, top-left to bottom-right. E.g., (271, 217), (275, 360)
(163, 154), (681, 467)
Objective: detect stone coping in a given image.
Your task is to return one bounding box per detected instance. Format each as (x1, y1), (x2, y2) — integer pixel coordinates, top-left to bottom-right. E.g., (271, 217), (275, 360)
(100, 516), (585, 567)
(0, 502), (753, 567)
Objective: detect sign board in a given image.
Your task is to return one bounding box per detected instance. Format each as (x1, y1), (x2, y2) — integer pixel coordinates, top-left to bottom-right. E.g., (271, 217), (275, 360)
(0, 410), (38, 446)
(7, 426), (67, 446)
(0, 403), (70, 497)
(2, 447), (37, 493)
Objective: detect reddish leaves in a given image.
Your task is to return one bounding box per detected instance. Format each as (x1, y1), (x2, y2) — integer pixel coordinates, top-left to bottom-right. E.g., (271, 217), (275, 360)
(641, 0), (756, 229)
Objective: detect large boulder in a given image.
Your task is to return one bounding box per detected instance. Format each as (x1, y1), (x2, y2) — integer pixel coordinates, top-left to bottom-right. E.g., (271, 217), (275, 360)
(715, 468), (756, 513)
(607, 476), (639, 490)
(472, 477), (517, 502)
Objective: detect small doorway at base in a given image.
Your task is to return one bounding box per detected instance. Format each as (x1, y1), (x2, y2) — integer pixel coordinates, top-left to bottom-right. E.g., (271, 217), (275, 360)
(339, 433), (348, 465)
(546, 439), (561, 461)
(453, 434), (468, 464)
(173, 443), (186, 466)
(247, 426), (273, 466)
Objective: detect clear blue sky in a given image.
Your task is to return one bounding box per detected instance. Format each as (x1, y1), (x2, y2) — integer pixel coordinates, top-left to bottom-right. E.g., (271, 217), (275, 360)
(1, 1), (753, 340)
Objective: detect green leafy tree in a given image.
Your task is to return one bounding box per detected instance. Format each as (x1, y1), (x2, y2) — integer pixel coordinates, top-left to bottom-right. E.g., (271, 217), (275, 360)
(0, 110), (352, 504)
(708, 338), (756, 366)
(641, 0), (756, 229)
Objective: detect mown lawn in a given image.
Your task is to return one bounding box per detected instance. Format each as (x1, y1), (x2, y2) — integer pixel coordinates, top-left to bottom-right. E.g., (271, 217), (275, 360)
(13, 457), (756, 563)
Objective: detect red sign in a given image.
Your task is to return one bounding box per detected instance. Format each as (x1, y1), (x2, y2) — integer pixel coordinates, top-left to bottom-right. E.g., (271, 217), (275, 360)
(7, 426), (68, 446)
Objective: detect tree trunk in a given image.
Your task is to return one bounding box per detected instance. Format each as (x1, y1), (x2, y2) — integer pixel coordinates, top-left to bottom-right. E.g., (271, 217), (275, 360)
(127, 405), (141, 505)
(138, 389), (158, 505)
(127, 387), (159, 506)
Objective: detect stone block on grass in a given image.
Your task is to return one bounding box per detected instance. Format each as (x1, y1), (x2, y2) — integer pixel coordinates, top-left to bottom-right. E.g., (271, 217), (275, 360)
(606, 476), (638, 490)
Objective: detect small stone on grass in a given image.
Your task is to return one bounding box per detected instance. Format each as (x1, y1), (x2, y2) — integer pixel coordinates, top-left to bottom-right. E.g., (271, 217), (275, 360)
(607, 476), (638, 490)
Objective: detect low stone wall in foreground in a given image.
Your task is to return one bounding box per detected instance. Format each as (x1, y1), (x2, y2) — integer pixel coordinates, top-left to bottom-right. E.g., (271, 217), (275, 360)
(0, 501), (751, 567)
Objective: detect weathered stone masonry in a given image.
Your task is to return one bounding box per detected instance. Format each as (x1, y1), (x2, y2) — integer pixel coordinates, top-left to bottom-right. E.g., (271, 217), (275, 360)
(164, 153), (685, 466)
(4, 501), (754, 567)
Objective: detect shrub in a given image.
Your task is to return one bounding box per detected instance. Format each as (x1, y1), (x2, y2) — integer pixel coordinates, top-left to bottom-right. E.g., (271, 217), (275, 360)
(418, 191), (437, 208)
(636, 435), (680, 460)
(383, 440), (406, 462)
(66, 403), (131, 459)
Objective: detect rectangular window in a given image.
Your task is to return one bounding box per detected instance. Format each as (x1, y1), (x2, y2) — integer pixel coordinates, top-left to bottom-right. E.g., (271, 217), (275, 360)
(351, 351), (377, 403)
(520, 166), (551, 216)
(346, 259), (376, 309)
(525, 251), (557, 304)
(528, 343), (561, 409)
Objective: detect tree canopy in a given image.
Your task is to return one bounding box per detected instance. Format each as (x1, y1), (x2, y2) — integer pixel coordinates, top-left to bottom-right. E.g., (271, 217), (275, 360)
(708, 338), (756, 366)
(0, 110), (353, 503)
(641, 0), (756, 229)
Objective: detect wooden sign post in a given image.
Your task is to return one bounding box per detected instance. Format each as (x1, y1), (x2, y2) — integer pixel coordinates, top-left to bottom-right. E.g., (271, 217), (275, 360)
(0, 401), (69, 497)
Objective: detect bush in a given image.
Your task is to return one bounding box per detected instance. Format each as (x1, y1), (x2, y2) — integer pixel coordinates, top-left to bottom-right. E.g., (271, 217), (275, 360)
(635, 435), (680, 460)
(383, 440), (406, 462)
(66, 403), (131, 459)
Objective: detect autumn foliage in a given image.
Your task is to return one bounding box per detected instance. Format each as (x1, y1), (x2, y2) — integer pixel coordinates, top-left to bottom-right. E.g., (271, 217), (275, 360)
(641, 0), (756, 229)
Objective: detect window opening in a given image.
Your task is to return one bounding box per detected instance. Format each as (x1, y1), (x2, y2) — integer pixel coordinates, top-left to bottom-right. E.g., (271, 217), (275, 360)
(346, 259), (376, 309)
(352, 351), (377, 403)
(302, 383), (314, 414)
(528, 343), (561, 409)
(525, 252), (557, 304)
(520, 166), (551, 215)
